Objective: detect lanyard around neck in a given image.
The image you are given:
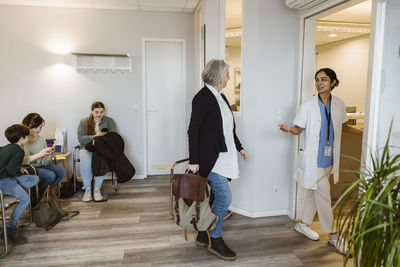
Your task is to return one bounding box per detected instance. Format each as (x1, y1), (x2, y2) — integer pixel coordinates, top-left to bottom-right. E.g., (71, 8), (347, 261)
(318, 94), (332, 142)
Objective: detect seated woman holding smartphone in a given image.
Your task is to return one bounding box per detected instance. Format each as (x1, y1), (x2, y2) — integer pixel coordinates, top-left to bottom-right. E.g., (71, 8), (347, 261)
(22, 113), (66, 196)
(77, 101), (117, 202)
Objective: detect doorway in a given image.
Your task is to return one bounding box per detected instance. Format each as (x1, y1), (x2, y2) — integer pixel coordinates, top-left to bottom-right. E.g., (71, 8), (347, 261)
(314, 1), (371, 201)
(143, 38), (186, 176)
(294, 0), (371, 216)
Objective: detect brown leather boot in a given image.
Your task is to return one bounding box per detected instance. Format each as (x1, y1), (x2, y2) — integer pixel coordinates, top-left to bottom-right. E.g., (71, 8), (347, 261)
(7, 227), (27, 245)
(207, 237), (236, 260)
(196, 231), (209, 246)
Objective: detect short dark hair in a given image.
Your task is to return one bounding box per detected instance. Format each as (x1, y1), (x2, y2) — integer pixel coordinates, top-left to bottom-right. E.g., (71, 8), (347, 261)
(315, 68), (340, 89)
(5, 124), (30, 144)
(22, 113), (45, 129)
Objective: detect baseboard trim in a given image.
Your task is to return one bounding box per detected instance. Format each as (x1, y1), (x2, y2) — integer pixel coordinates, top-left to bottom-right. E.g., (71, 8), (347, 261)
(132, 175), (146, 179)
(229, 206), (290, 218)
(101, 174), (147, 180)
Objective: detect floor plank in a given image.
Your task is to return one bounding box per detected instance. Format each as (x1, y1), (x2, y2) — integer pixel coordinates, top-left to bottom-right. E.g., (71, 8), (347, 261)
(0, 176), (352, 266)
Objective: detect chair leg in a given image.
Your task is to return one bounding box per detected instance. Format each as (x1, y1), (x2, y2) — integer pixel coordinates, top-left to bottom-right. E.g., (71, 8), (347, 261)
(169, 167), (174, 217)
(35, 185), (39, 203)
(113, 172), (118, 192)
(0, 189), (9, 257)
(28, 189), (32, 224)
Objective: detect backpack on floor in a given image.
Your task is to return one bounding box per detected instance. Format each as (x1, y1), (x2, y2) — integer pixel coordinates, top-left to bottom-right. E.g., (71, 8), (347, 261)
(32, 186), (79, 230)
(172, 172), (218, 240)
(59, 174), (83, 199)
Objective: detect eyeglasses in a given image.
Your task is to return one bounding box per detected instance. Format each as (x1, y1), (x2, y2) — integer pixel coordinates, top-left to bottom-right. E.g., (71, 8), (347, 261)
(315, 77), (329, 82)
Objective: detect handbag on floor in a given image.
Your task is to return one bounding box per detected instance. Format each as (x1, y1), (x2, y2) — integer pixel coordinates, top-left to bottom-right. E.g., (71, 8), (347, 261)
(59, 174), (83, 199)
(32, 186), (79, 230)
(172, 172), (218, 240)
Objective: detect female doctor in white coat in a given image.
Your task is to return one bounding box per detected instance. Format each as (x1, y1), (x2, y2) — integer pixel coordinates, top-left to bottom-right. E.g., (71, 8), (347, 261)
(278, 68), (362, 255)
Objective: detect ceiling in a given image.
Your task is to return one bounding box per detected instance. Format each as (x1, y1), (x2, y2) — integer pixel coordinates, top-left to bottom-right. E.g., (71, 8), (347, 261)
(224, 0), (372, 47)
(1, 0), (371, 46)
(316, 0), (371, 46)
(0, 0), (200, 13)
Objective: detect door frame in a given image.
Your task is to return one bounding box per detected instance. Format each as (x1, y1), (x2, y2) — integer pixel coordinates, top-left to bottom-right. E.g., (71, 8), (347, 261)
(142, 38), (186, 177)
(292, 0), (383, 219)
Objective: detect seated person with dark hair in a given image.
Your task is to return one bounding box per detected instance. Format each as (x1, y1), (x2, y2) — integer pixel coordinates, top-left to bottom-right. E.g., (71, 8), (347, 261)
(0, 124), (39, 245)
(22, 113), (66, 197)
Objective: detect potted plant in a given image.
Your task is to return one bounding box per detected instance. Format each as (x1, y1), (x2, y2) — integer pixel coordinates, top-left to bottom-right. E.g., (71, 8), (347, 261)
(235, 98), (240, 112)
(335, 122), (400, 266)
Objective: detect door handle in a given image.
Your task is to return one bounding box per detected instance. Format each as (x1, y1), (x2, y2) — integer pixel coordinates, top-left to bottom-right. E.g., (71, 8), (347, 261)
(147, 109), (158, 112)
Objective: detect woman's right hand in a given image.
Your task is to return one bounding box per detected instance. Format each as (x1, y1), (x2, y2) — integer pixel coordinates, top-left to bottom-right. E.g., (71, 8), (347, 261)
(39, 147), (54, 157)
(188, 164), (199, 173)
(94, 132), (106, 137)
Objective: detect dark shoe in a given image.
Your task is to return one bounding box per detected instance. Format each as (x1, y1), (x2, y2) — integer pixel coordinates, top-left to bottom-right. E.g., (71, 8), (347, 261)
(196, 231), (209, 246)
(207, 237), (236, 260)
(6, 227), (27, 245)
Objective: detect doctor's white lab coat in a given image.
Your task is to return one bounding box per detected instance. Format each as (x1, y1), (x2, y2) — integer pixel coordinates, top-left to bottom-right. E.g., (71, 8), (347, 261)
(293, 95), (348, 190)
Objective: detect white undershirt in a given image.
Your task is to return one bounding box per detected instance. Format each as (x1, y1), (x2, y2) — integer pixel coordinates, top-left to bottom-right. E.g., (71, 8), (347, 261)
(205, 83), (239, 179)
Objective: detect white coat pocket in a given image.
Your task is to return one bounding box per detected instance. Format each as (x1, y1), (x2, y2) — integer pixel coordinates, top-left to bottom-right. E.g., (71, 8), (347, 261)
(296, 150), (306, 181)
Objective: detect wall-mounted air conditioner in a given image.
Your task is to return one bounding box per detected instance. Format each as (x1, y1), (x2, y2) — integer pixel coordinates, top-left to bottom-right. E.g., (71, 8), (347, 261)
(285, 0), (329, 9)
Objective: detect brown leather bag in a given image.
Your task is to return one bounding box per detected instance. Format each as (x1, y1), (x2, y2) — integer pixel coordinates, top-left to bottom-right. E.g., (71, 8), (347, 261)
(172, 173), (217, 239)
(172, 173), (208, 203)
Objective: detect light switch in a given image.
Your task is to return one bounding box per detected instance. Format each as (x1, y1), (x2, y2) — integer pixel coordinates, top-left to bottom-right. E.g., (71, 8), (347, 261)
(276, 107), (284, 122)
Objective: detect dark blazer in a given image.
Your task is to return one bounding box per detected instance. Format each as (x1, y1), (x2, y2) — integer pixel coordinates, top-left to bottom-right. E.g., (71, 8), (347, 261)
(187, 86), (243, 178)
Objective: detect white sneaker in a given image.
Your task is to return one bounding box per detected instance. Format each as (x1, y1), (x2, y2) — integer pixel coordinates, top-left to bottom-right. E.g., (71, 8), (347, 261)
(294, 222), (320, 241)
(82, 188), (92, 202)
(93, 187), (103, 201)
(329, 234), (349, 255)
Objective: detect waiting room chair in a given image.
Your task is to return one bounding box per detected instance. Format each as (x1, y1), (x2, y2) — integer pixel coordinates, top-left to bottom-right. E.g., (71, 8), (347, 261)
(0, 188), (10, 257)
(73, 145), (119, 198)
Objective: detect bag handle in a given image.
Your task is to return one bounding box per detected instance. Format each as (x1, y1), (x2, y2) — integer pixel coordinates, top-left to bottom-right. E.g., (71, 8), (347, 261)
(38, 185), (51, 206)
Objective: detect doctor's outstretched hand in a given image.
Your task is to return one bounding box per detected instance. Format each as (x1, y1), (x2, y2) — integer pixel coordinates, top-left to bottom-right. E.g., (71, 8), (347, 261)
(278, 123), (291, 133)
(278, 124), (303, 135)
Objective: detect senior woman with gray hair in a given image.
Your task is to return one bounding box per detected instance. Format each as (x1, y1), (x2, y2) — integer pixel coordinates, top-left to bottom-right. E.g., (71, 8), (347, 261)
(188, 59), (247, 261)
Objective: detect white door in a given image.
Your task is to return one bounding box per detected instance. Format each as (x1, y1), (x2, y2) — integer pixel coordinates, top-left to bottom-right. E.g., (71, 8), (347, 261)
(144, 39), (185, 175)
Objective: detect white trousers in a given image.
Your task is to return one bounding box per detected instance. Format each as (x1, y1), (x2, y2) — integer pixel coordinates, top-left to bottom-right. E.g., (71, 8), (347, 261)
(296, 166), (335, 233)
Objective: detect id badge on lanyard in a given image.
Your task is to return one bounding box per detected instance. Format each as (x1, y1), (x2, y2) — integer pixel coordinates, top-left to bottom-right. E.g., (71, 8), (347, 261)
(319, 94), (332, 157)
(324, 145), (332, 157)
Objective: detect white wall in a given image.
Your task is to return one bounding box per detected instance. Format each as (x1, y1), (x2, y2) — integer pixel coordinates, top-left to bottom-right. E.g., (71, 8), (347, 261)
(202, 0), (225, 61)
(375, 0), (400, 153)
(227, 0), (298, 217)
(316, 35), (370, 113)
(0, 5), (194, 178)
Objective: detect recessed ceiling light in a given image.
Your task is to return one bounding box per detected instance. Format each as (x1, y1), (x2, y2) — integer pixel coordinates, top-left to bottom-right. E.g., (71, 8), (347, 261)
(328, 33), (337, 38)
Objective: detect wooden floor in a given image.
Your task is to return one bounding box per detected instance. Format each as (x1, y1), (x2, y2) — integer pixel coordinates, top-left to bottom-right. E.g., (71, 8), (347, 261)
(0, 176), (352, 266)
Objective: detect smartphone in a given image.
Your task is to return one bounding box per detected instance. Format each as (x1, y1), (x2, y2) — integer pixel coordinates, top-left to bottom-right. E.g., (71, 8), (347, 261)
(46, 139), (55, 147)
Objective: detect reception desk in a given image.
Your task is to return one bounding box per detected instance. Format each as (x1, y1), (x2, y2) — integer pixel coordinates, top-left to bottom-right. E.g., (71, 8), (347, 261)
(330, 125), (363, 202)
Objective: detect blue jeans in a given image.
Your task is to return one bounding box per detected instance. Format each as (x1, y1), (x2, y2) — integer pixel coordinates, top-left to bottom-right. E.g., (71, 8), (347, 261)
(37, 163), (66, 191)
(0, 175), (39, 228)
(79, 149), (105, 189)
(208, 172), (232, 238)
